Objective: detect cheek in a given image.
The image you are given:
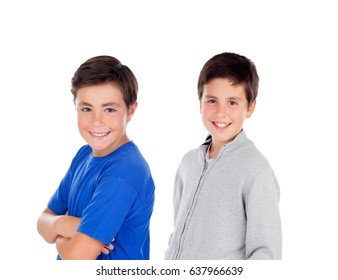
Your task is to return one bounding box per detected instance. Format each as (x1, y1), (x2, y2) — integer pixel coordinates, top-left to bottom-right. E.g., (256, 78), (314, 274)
(200, 105), (211, 117)
(230, 109), (247, 122)
(106, 114), (127, 128)
(77, 115), (88, 129)
(201, 108), (212, 127)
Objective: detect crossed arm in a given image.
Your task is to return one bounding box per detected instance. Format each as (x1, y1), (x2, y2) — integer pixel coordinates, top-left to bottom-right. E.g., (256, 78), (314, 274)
(37, 208), (113, 259)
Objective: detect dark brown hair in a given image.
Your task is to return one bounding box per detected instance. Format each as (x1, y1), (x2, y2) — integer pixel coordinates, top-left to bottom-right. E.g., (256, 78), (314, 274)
(71, 55), (138, 108)
(197, 52), (259, 107)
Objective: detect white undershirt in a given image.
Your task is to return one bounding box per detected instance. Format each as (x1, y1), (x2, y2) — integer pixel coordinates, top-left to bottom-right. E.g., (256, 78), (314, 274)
(206, 144), (214, 163)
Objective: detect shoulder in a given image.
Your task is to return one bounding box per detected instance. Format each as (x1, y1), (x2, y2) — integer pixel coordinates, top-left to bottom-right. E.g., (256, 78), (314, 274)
(235, 131), (270, 163)
(102, 142), (155, 199)
(77, 144), (91, 155)
(236, 138), (279, 192)
(231, 138), (280, 197)
(103, 142), (153, 181)
(180, 146), (204, 165)
(226, 133), (274, 176)
(70, 145), (91, 166)
(241, 141), (271, 168)
(115, 142), (150, 172)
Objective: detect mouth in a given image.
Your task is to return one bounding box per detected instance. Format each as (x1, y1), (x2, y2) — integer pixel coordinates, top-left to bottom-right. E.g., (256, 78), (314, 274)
(89, 131), (111, 138)
(212, 121), (231, 129)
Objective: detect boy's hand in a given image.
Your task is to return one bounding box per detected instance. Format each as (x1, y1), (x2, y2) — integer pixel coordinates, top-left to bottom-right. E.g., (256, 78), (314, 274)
(100, 238), (115, 255)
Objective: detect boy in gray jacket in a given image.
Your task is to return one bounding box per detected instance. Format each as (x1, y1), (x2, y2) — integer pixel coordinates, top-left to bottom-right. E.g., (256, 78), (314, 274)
(165, 52), (282, 260)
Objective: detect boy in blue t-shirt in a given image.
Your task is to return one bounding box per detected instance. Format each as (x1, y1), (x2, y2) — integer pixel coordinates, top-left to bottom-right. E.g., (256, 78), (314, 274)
(37, 56), (155, 260)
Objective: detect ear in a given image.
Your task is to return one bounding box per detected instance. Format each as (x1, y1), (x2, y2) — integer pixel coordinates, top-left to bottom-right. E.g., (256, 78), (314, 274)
(246, 99), (256, 118)
(127, 101), (138, 122)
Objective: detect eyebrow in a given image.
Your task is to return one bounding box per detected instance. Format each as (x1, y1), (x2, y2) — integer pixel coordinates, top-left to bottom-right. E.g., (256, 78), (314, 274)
(203, 95), (241, 101)
(102, 102), (120, 108)
(78, 102), (92, 107)
(78, 101), (120, 107)
(226, 97), (242, 101)
(204, 94), (218, 99)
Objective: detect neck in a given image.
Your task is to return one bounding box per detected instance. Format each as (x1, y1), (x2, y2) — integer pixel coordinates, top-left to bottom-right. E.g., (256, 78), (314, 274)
(209, 142), (222, 159)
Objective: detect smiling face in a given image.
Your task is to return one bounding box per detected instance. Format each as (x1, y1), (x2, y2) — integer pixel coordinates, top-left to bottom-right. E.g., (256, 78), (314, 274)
(76, 83), (137, 157)
(200, 78), (256, 156)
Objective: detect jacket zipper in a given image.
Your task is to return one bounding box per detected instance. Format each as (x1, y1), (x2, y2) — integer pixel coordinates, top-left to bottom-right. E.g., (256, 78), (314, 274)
(174, 159), (209, 259)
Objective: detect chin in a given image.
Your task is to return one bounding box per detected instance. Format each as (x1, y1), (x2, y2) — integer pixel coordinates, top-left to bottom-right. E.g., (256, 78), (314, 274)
(213, 133), (237, 144)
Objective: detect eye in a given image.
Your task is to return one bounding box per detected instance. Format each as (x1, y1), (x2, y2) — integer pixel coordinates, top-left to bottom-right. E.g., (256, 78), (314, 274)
(81, 107), (91, 112)
(105, 108), (116, 113)
(207, 99), (216, 104)
(228, 100), (238, 106)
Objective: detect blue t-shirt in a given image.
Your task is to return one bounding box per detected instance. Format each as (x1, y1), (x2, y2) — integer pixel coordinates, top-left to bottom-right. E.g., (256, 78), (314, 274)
(48, 141), (155, 260)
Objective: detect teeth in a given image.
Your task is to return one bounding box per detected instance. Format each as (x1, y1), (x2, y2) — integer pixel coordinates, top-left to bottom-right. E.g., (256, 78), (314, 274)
(214, 122), (229, 128)
(92, 132), (109, 137)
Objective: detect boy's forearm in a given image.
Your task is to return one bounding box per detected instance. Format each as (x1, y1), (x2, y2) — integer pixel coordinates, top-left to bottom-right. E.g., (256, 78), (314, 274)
(37, 211), (63, 243)
(56, 236), (73, 259)
(37, 209), (80, 243)
(56, 215), (81, 239)
(56, 233), (103, 260)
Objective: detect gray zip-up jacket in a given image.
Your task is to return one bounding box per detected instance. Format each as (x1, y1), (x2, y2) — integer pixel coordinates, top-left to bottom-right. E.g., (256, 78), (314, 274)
(165, 131), (282, 259)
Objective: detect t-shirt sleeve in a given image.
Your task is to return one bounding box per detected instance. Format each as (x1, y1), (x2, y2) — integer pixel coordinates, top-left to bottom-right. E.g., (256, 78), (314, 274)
(47, 145), (88, 215)
(77, 176), (138, 245)
(47, 167), (72, 215)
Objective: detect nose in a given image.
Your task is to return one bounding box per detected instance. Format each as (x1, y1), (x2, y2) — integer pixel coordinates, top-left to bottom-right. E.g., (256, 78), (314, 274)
(93, 111), (104, 126)
(216, 103), (228, 117)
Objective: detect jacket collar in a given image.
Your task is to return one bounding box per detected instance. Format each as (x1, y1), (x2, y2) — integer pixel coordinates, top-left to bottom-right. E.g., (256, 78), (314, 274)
(200, 129), (249, 152)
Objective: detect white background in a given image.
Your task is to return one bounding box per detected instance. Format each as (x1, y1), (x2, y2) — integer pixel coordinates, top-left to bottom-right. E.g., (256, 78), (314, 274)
(1, 0), (337, 278)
